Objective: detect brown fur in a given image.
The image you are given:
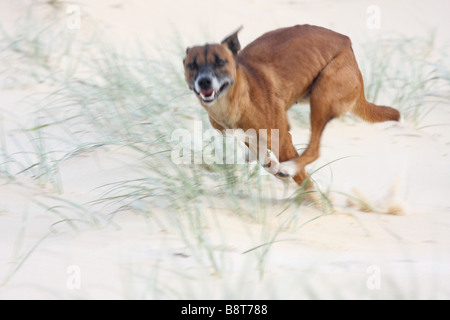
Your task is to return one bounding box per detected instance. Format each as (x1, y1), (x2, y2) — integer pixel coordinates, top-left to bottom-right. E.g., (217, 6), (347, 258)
(184, 25), (400, 186)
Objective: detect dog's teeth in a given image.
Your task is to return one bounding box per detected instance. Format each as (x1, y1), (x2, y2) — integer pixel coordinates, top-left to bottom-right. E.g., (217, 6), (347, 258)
(201, 90), (217, 102)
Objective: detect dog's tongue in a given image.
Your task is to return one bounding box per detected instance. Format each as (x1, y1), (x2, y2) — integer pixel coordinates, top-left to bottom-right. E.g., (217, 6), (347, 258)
(202, 90), (214, 97)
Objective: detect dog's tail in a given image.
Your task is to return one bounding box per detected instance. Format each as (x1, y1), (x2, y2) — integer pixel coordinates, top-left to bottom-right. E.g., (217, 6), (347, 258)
(353, 99), (401, 123)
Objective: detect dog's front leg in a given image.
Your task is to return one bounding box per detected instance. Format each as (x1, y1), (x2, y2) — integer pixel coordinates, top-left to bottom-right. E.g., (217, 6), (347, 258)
(262, 150), (283, 175)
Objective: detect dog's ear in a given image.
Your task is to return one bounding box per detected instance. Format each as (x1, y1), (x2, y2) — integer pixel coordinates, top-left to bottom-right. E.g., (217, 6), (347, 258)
(221, 26), (243, 55)
(183, 47), (190, 64)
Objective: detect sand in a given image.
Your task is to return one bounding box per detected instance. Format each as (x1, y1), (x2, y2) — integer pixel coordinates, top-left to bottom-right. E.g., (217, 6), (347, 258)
(0, 0), (449, 299)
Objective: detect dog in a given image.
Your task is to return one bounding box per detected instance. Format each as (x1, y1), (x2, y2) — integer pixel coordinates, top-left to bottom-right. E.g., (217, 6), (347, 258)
(183, 25), (400, 187)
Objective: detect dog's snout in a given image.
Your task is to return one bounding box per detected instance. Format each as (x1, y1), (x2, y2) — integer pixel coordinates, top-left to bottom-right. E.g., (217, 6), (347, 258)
(197, 77), (212, 90)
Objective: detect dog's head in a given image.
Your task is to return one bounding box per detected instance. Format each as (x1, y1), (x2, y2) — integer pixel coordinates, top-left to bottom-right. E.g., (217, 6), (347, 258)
(183, 27), (242, 106)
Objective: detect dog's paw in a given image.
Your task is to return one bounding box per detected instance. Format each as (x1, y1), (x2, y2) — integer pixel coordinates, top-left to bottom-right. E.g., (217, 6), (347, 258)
(261, 150), (279, 175)
(266, 150), (280, 165)
(275, 160), (298, 178)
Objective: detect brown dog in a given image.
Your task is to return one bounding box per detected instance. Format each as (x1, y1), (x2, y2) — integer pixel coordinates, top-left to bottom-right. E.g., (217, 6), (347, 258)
(183, 25), (400, 187)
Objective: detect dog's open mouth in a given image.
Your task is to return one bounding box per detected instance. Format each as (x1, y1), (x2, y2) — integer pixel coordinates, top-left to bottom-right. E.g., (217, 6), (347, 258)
(199, 82), (230, 104)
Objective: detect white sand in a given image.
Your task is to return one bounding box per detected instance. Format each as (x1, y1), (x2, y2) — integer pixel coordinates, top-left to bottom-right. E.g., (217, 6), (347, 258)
(0, 0), (449, 299)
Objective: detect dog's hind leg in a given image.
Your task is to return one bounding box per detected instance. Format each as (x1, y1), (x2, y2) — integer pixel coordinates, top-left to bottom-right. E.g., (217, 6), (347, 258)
(277, 49), (363, 185)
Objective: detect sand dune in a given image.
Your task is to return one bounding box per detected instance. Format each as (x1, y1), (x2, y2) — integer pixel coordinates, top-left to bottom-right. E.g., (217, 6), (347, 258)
(0, 0), (449, 299)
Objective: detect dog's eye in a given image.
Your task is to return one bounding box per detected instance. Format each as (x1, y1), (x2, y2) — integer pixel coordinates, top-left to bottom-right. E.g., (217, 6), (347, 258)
(215, 58), (227, 67)
(187, 61), (198, 70)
